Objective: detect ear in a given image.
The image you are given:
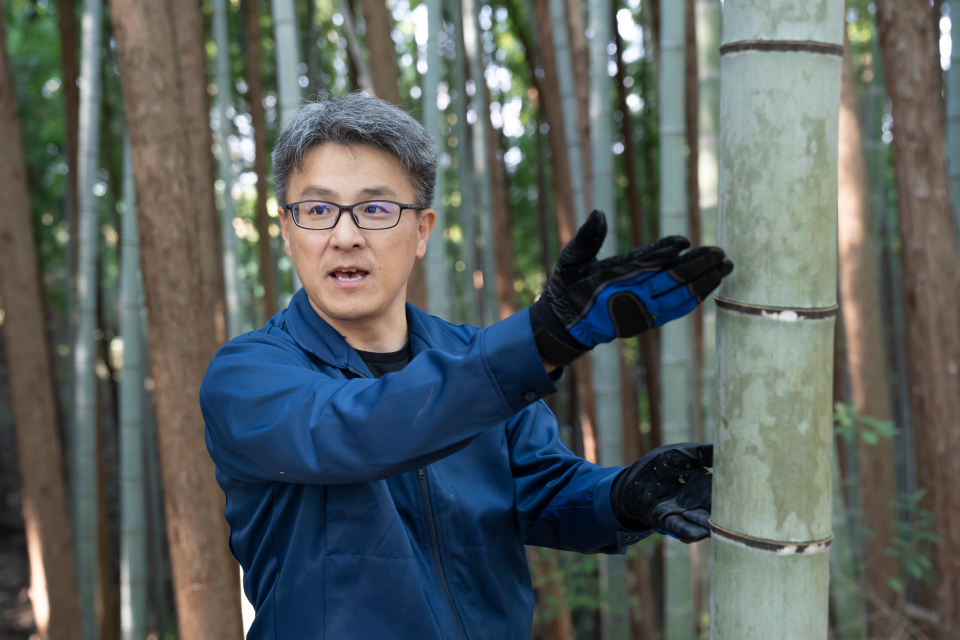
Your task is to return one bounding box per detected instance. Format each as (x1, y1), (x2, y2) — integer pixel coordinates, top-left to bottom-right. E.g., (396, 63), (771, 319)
(279, 207), (294, 258)
(415, 209), (437, 259)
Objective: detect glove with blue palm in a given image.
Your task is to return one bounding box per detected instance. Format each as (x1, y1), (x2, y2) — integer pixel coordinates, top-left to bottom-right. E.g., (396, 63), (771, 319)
(530, 210), (733, 367)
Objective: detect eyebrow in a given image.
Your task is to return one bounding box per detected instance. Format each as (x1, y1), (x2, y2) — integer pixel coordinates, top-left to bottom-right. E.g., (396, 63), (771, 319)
(298, 185), (399, 200)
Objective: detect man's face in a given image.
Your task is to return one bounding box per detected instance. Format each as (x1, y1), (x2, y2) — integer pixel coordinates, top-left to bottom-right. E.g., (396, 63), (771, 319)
(280, 143), (435, 326)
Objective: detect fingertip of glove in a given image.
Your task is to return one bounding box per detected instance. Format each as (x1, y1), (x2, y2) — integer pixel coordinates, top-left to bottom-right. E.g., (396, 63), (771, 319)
(718, 259), (734, 276)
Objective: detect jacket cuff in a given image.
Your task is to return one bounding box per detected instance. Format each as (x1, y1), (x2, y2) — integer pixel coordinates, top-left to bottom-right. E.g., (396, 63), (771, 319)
(594, 468), (655, 554)
(482, 308), (558, 413)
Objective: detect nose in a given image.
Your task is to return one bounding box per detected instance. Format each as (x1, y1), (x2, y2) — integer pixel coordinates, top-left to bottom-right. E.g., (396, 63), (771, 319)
(328, 208), (366, 250)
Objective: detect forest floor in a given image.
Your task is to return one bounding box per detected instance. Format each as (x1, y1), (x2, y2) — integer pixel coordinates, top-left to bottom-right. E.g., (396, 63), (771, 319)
(0, 526), (34, 640)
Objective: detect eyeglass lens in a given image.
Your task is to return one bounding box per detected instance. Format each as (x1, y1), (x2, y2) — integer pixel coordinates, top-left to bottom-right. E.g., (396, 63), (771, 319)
(294, 201), (402, 230)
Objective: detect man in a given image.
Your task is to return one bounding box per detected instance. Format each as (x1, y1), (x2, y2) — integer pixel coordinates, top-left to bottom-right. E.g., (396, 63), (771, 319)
(201, 94), (732, 639)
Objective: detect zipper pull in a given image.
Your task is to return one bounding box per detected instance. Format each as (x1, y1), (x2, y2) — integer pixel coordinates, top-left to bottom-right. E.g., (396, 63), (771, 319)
(418, 467), (425, 480)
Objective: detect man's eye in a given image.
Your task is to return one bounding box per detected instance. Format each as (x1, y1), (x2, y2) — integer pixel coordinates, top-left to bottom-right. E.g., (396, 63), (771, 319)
(363, 204), (383, 215)
(307, 203), (334, 216)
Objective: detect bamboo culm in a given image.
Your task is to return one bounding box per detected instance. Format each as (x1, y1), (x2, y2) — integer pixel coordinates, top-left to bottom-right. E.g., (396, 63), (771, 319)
(272, 0), (304, 292)
(423, 0), (452, 320)
(213, 0), (244, 339)
(659, 0), (694, 635)
(446, 0), (480, 326)
(119, 132), (148, 640)
(460, 0), (498, 326)
(588, 0), (629, 635)
(74, 0), (104, 635)
(710, 1), (843, 637)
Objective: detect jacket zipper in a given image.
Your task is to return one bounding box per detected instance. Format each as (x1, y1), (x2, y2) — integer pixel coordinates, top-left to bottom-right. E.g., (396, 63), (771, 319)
(418, 467), (468, 640)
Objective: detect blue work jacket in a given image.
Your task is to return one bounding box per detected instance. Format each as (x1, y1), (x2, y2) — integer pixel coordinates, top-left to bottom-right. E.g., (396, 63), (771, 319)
(201, 288), (651, 640)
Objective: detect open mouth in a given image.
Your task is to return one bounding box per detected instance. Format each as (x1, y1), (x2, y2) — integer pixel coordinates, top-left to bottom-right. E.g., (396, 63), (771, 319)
(330, 268), (369, 283)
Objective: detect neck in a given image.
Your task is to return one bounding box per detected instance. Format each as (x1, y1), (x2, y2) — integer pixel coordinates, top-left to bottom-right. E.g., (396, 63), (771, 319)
(307, 290), (410, 353)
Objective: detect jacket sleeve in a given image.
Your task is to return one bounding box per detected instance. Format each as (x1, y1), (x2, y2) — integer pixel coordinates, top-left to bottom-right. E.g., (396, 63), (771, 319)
(201, 309), (556, 485)
(508, 401), (654, 554)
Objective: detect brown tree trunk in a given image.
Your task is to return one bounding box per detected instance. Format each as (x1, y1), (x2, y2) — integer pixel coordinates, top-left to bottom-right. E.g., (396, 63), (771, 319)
(171, 0), (227, 347)
(614, 23), (662, 451)
(875, 1), (960, 636)
(0, 13), (83, 639)
(619, 352), (660, 639)
(531, 0), (577, 244)
(97, 417), (119, 640)
(242, 0), (279, 323)
(531, 0), (598, 464)
(564, 0), (591, 207)
(110, 1), (244, 638)
(358, 0), (426, 309)
(837, 32), (902, 636)
(487, 124), (519, 318)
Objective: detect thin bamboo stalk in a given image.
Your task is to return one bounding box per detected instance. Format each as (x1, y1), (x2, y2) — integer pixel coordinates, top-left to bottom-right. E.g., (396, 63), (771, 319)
(658, 0), (694, 635)
(948, 0), (960, 244)
(213, 0), (244, 339)
(74, 0), (104, 633)
(549, 0), (587, 225)
(447, 0), (479, 325)
(272, 0), (304, 293)
(119, 132), (147, 640)
(589, 0), (629, 636)
(461, 0), (498, 326)
(423, 0), (452, 320)
(710, 1), (843, 637)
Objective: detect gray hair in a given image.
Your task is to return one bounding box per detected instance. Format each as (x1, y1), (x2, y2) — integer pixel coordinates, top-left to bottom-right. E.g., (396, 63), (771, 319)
(271, 93), (437, 209)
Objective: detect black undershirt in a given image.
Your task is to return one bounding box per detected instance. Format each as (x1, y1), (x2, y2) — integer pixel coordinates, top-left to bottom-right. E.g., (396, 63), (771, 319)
(355, 342), (413, 378)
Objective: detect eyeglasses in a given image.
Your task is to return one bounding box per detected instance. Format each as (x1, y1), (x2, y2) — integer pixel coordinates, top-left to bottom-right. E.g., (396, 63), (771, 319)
(284, 200), (421, 231)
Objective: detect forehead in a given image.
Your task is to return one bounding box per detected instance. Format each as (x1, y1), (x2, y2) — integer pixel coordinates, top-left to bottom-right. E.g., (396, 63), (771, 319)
(291, 142), (415, 202)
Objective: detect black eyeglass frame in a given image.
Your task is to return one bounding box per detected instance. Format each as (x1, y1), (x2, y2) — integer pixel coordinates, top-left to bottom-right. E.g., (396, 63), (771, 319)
(283, 199), (423, 231)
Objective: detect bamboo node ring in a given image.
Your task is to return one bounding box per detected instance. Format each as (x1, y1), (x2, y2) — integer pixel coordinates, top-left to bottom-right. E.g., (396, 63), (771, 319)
(719, 40), (845, 56)
(709, 520), (834, 555)
(714, 296), (839, 320)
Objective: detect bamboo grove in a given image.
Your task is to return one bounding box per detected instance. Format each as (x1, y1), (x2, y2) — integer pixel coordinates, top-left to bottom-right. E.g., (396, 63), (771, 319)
(0, 0), (959, 637)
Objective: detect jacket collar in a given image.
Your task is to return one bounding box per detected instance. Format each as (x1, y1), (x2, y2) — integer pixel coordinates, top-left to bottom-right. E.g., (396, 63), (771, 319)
(283, 288), (450, 375)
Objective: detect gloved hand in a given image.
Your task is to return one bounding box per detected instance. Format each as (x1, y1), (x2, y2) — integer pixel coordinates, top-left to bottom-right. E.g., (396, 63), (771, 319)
(611, 443), (713, 543)
(529, 210), (733, 368)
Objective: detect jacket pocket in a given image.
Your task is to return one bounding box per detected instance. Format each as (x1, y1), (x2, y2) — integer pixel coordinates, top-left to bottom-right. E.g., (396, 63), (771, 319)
(324, 555), (443, 639)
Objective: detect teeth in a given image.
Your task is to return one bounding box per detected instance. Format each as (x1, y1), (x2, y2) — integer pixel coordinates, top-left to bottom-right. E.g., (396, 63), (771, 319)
(335, 272), (364, 282)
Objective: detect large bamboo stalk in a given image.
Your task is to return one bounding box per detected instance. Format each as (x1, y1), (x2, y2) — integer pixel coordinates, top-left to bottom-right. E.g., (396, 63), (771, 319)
(710, 2), (843, 637)
(118, 133), (147, 640)
(213, 0), (244, 339)
(0, 12), (83, 638)
(423, 0), (452, 321)
(874, 0), (960, 633)
(74, 0), (104, 634)
(658, 0), (693, 636)
(109, 0), (245, 636)
(837, 30), (900, 636)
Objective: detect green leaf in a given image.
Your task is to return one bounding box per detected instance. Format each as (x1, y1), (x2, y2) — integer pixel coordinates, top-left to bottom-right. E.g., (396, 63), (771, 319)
(888, 578), (904, 594)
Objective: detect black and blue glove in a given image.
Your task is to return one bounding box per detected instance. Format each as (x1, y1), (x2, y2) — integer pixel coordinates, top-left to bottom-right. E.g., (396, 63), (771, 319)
(611, 443), (714, 543)
(529, 210), (733, 368)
